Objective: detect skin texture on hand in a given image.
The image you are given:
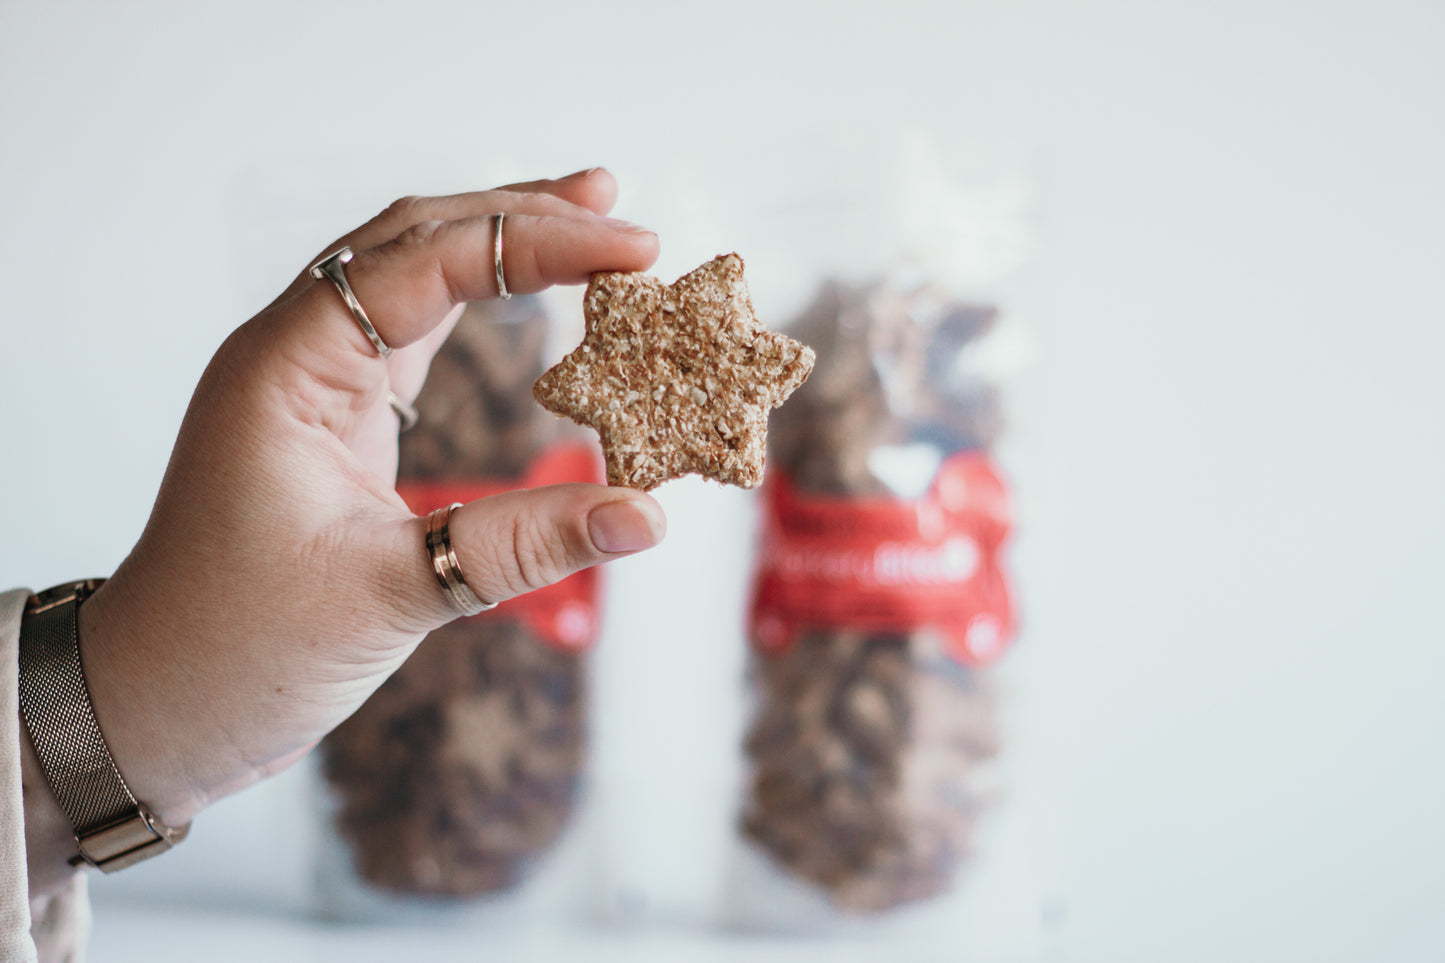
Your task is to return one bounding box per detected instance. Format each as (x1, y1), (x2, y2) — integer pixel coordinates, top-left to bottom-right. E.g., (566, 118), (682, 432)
(22, 168), (667, 893)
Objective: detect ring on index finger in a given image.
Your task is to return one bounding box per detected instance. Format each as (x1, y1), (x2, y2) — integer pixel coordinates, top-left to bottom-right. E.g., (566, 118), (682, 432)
(309, 246), (393, 358)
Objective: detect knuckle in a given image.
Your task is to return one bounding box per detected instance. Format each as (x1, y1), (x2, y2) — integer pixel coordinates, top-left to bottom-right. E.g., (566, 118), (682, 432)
(388, 219), (456, 299)
(395, 218), (446, 249)
(505, 511), (575, 595)
(382, 194), (426, 223)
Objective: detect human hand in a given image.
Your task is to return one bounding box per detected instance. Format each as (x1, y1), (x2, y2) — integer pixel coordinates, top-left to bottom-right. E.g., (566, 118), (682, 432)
(56, 169), (665, 843)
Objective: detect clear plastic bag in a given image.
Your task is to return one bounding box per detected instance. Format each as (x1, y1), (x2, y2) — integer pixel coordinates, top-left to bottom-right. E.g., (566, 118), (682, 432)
(737, 277), (1015, 913)
(315, 295), (603, 923)
(714, 132), (1039, 943)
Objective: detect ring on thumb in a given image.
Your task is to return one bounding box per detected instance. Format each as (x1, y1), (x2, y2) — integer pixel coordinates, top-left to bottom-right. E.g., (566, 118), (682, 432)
(437, 484), (666, 612)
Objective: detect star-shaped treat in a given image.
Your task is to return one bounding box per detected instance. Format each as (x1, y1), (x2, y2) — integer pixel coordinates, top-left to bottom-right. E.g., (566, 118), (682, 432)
(534, 254), (815, 491)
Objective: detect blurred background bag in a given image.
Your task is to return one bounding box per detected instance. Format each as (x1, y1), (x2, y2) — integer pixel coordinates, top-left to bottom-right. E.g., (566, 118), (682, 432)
(708, 135), (1039, 943)
(316, 295), (605, 925)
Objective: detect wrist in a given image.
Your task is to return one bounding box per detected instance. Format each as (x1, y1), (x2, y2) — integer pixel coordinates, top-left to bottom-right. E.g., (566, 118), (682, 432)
(76, 578), (219, 827)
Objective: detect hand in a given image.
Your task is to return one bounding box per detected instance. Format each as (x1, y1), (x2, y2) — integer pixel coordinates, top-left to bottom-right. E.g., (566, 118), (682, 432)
(25, 169), (665, 885)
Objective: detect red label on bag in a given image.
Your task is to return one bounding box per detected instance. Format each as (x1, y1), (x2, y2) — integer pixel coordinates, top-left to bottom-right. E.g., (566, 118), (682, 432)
(397, 444), (604, 653)
(749, 452), (1017, 667)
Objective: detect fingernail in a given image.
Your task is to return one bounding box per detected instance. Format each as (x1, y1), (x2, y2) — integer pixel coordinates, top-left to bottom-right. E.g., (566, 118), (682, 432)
(566, 166), (604, 179)
(588, 498), (665, 554)
(600, 216), (653, 235)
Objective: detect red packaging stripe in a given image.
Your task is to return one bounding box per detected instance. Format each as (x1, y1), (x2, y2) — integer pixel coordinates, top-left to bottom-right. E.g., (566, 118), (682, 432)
(749, 451), (1018, 667)
(397, 444), (605, 653)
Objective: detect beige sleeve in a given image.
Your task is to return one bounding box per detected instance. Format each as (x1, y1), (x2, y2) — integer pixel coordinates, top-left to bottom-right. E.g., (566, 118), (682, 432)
(2, 588), (92, 963)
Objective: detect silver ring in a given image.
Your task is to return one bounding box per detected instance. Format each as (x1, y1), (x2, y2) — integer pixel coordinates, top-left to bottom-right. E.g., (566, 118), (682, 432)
(425, 503), (496, 616)
(387, 391), (419, 432)
(309, 246), (393, 358)
(493, 212), (512, 300)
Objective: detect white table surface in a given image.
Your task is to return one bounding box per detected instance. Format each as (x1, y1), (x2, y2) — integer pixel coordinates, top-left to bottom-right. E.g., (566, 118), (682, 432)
(88, 902), (999, 963)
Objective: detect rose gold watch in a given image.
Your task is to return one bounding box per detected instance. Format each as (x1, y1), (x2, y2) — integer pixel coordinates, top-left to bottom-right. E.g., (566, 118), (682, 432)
(17, 579), (190, 872)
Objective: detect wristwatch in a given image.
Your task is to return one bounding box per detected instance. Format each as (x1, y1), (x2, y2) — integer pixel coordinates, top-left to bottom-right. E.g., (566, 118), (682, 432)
(16, 579), (190, 872)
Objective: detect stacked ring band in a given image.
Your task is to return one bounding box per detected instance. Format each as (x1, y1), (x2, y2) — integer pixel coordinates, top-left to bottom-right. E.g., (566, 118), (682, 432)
(425, 503), (496, 616)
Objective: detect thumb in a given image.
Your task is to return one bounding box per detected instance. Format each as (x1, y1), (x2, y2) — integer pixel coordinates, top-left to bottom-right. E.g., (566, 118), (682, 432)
(396, 484), (666, 628)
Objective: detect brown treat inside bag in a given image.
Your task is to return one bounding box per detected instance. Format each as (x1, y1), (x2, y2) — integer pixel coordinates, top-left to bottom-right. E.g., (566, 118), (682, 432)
(742, 630), (1000, 911)
(741, 278), (1008, 913)
(533, 253), (815, 491)
(322, 619), (585, 897)
(399, 297), (554, 478)
(768, 280), (1002, 494)
(320, 295), (590, 899)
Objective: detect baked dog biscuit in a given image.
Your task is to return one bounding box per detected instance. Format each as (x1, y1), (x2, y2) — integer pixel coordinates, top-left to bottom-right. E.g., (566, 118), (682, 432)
(533, 254), (815, 491)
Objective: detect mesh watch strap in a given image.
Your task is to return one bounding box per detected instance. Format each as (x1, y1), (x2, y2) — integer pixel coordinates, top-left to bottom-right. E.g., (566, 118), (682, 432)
(17, 579), (189, 871)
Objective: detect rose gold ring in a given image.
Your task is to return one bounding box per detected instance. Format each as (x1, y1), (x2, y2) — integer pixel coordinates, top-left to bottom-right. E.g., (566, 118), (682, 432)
(425, 503), (495, 616)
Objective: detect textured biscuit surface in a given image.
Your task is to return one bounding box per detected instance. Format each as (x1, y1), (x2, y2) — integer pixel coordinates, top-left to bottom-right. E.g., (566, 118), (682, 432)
(533, 254), (815, 491)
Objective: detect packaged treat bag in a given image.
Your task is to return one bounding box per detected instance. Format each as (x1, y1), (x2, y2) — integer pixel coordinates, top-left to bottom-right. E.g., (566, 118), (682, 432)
(316, 295), (602, 921)
(718, 134), (1038, 941)
(740, 280), (1014, 913)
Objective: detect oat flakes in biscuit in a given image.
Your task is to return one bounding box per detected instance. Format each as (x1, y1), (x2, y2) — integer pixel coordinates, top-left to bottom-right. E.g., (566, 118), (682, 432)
(533, 254), (815, 491)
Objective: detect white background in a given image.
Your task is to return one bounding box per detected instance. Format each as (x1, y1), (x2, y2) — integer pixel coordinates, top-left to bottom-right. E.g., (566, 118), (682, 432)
(2, 1), (1443, 960)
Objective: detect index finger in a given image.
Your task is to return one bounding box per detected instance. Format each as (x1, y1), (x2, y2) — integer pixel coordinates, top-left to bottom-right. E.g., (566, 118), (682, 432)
(332, 168), (618, 268)
(277, 169), (623, 302)
(295, 212), (659, 364)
